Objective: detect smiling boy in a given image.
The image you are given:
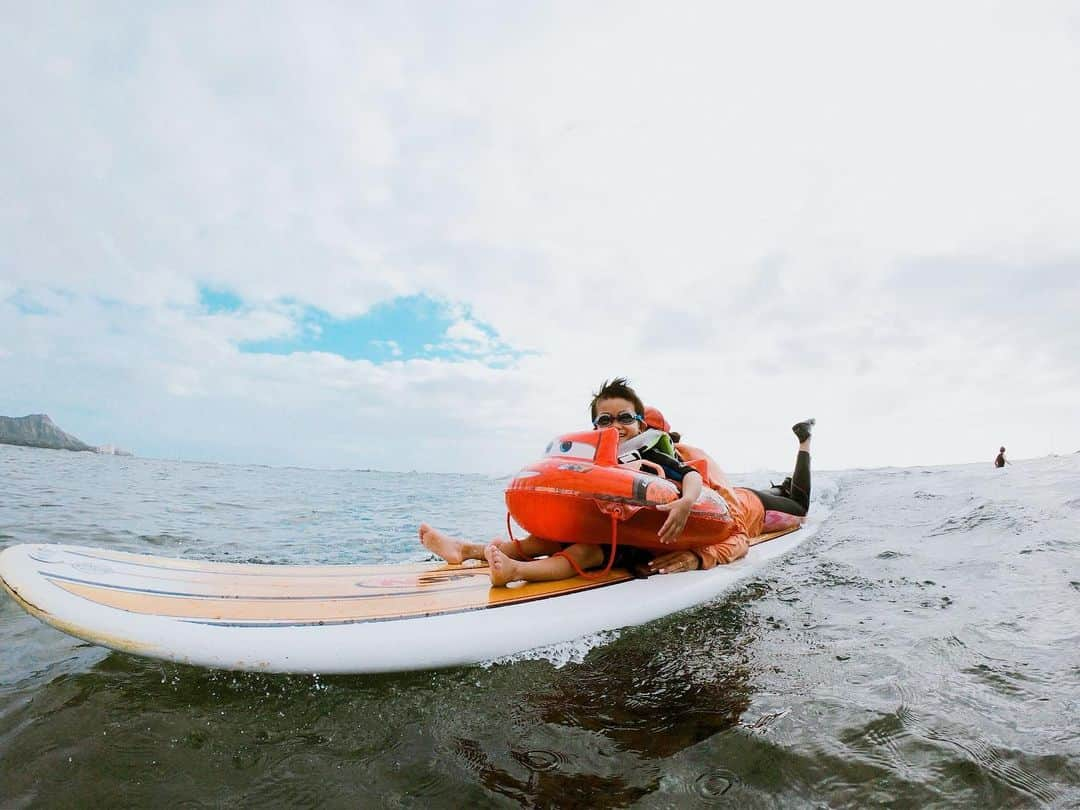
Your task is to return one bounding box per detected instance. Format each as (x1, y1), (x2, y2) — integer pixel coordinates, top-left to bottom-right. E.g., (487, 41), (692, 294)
(421, 377), (813, 586)
(419, 378), (708, 585)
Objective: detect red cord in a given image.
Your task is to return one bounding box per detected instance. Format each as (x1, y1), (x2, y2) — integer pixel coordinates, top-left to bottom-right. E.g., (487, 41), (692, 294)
(551, 511), (619, 580)
(504, 511), (620, 580)
(505, 513), (527, 557)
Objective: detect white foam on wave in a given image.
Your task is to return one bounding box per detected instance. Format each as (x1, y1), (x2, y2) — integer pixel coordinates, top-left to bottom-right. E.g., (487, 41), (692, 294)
(481, 628), (622, 669)
(808, 472), (841, 511)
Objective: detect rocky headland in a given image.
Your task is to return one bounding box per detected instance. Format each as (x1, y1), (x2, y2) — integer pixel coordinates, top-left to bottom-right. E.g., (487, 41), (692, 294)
(0, 414), (132, 455)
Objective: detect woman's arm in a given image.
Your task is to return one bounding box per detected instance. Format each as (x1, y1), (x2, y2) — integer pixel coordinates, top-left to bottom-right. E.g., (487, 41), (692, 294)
(648, 531), (750, 574)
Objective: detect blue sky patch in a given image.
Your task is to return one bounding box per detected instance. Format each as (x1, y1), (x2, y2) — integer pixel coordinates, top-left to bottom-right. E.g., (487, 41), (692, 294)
(9, 288), (78, 315)
(200, 287), (244, 314)
(11, 291), (49, 315)
(202, 289), (522, 365)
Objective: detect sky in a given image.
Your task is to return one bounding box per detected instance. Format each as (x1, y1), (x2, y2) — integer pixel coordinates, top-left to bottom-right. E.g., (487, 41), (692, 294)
(2, 1), (1079, 476)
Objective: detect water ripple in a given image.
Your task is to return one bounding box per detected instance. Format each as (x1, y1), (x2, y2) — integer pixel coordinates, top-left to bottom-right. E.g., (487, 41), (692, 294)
(928, 500), (1029, 536)
(510, 748), (563, 772)
(693, 768), (738, 799)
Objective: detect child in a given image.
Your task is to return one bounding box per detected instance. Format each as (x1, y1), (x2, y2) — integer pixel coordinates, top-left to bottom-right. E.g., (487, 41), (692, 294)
(420, 378), (815, 585)
(419, 377), (705, 585)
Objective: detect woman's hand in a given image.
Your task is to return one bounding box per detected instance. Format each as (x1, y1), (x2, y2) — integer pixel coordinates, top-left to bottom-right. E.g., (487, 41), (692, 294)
(648, 549), (700, 575)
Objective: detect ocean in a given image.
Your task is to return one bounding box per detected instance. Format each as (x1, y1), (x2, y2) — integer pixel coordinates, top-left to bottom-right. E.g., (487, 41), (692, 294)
(1, 443), (1077, 807)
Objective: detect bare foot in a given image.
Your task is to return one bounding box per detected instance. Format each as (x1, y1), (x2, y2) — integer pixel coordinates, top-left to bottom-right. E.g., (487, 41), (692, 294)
(419, 523), (474, 565)
(485, 544), (522, 587)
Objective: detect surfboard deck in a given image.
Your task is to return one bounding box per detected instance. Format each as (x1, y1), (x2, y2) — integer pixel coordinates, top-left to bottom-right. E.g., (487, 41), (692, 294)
(0, 527), (809, 674)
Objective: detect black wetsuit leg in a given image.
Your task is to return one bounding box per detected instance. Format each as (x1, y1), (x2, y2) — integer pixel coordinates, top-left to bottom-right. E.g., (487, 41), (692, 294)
(749, 450), (811, 517)
(789, 449), (811, 509)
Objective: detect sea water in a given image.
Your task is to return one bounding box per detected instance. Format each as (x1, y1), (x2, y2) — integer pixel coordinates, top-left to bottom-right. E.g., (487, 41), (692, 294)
(0, 443), (1077, 807)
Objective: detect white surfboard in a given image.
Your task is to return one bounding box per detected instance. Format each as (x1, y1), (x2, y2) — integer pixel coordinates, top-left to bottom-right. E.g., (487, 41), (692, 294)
(0, 525), (816, 674)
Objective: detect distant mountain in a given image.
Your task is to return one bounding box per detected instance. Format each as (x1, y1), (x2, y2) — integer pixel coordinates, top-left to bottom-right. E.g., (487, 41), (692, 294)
(0, 414), (131, 455)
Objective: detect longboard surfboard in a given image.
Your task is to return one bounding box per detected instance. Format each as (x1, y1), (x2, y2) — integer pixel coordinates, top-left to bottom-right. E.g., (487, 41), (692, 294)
(0, 526), (810, 674)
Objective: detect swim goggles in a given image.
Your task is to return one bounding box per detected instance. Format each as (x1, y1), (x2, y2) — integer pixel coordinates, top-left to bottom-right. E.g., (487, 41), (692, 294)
(593, 411), (644, 428)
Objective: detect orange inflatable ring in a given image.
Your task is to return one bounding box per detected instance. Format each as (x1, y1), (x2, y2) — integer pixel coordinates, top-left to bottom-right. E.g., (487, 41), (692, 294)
(504, 427), (738, 553)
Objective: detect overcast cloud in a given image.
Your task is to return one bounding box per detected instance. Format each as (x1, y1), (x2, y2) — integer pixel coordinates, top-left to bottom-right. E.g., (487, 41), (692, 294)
(2, 1), (1079, 474)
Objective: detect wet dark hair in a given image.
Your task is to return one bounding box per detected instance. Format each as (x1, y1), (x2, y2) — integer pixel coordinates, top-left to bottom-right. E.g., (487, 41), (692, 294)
(589, 377), (645, 421)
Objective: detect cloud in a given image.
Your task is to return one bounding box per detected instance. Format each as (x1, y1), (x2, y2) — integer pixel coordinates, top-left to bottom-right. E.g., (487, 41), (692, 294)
(370, 339), (403, 357)
(2, 2), (1080, 473)
(444, 318), (490, 347)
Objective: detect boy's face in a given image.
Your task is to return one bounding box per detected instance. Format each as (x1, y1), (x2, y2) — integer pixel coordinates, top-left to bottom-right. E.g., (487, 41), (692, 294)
(593, 396), (644, 441)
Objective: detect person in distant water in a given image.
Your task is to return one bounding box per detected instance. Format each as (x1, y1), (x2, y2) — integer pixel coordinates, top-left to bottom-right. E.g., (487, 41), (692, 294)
(419, 377), (815, 585)
(995, 446), (1008, 468)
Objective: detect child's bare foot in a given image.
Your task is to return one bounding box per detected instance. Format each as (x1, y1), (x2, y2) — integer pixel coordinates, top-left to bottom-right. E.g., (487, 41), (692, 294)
(485, 544), (522, 587)
(419, 523), (470, 565)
